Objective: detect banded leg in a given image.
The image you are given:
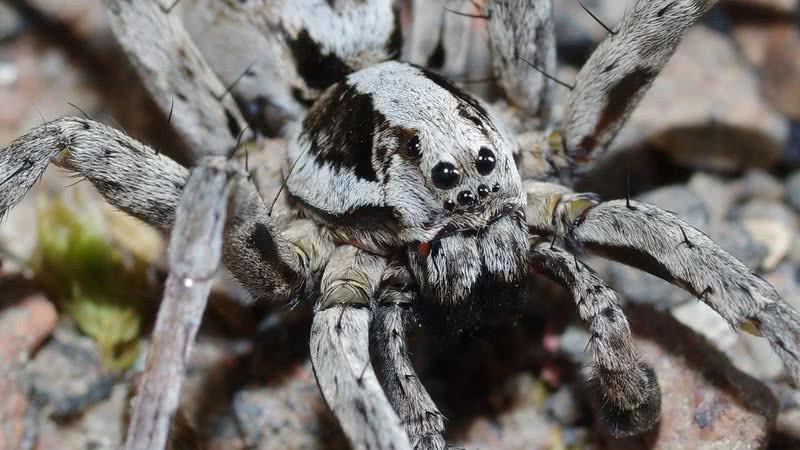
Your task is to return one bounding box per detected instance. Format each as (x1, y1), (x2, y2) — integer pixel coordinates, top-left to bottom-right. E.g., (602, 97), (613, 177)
(0, 117), (187, 224)
(372, 263), (446, 450)
(526, 182), (800, 385)
(0, 118), (309, 448)
(486, 0), (557, 124)
(530, 240), (659, 437)
(104, 0), (248, 159)
(562, 0), (717, 171)
(0, 118), (305, 302)
(310, 246), (412, 450)
(568, 199), (800, 383)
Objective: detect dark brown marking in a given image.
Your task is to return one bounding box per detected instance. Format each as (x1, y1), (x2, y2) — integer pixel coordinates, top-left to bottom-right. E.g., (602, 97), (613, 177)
(302, 83), (385, 181)
(585, 242), (677, 285)
(287, 29), (352, 90)
(574, 67), (658, 157)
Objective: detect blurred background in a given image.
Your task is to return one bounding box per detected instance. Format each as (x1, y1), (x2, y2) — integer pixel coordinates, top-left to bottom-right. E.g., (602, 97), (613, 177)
(1, 0), (800, 449)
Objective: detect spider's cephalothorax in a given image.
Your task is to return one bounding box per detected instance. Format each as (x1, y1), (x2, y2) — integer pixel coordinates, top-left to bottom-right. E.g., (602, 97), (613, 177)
(286, 61), (530, 304)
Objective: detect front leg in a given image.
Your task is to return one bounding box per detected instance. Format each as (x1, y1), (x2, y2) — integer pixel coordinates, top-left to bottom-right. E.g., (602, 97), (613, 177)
(0, 118), (306, 303)
(310, 246), (412, 450)
(371, 262), (446, 450)
(526, 181), (800, 385)
(530, 240), (660, 437)
(486, 0), (557, 123)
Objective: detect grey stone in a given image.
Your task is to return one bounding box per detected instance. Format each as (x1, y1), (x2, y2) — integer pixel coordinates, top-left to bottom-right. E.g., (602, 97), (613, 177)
(28, 325), (116, 419)
(688, 173), (739, 223)
(606, 307), (776, 449)
(706, 221), (768, 270)
(740, 170), (786, 201)
(613, 27), (788, 172)
(672, 301), (784, 380)
(636, 185), (710, 228)
(735, 199), (797, 229)
(231, 362), (347, 450)
(544, 385), (583, 426)
(34, 383), (128, 450)
(786, 170), (800, 212)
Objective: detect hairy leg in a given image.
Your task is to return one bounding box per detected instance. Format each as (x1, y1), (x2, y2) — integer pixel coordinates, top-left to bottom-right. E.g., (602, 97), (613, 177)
(310, 246), (412, 450)
(0, 118), (305, 301)
(0, 118), (312, 448)
(561, 0), (717, 173)
(530, 239), (659, 437)
(526, 181), (800, 384)
(223, 177), (307, 302)
(486, 0), (556, 124)
(372, 262), (446, 450)
(103, 0), (248, 159)
(0, 117), (186, 224)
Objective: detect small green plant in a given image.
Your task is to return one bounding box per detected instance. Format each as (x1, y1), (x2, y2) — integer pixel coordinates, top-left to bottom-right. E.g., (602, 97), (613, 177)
(31, 191), (153, 371)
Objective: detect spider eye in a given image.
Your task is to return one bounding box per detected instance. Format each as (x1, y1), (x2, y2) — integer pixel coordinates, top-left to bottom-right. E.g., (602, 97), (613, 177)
(432, 162), (460, 190)
(457, 190), (476, 206)
(406, 135), (421, 157)
(401, 133), (421, 159)
(476, 147), (496, 175)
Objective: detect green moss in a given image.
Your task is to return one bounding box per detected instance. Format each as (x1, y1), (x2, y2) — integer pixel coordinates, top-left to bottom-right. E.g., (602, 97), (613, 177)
(31, 195), (149, 371)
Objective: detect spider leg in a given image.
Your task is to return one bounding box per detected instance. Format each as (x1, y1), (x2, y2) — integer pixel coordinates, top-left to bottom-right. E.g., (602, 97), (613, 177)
(0, 117), (186, 225)
(561, 0), (716, 174)
(310, 246), (412, 450)
(372, 262), (446, 450)
(527, 182), (800, 385)
(407, 0), (474, 76)
(530, 239), (659, 437)
(0, 118), (309, 449)
(223, 178), (308, 302)
(0, 118), (306, 299)
(103, 0), (248, 159)
(486, 0), (557, 124)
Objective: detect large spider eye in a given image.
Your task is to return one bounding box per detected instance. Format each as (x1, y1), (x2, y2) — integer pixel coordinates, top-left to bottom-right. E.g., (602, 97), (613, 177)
(400, 132), (421, 159)
(476, 147), (496, 175)
(432, 162), (460, 190)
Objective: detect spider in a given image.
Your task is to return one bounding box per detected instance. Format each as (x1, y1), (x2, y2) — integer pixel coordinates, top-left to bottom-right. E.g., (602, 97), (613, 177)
(1, 0), (799, 449)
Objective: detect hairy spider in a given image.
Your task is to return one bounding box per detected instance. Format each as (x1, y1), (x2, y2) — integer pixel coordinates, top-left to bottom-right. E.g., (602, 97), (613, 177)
(2, 0), (799, 449)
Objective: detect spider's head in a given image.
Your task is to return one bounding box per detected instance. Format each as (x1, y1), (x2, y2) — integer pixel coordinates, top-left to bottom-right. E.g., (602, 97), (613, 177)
(287, 61), (530, 303)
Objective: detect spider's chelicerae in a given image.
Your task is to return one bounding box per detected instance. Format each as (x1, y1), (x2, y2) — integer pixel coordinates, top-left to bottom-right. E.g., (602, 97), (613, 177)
(2, 0), (800, 449)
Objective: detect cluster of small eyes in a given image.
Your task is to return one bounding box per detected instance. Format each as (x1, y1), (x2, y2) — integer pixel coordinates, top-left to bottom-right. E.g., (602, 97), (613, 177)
(432, 147), (499, 211)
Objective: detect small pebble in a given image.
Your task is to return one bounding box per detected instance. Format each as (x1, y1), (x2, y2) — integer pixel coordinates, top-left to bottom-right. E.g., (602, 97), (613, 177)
(0, 60), (18, 87)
